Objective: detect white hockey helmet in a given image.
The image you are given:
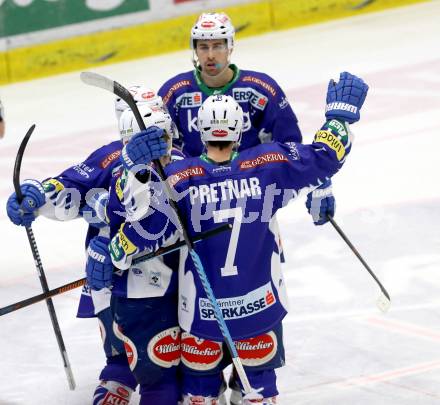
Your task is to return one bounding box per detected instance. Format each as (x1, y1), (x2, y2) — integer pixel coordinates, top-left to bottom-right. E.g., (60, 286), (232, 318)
(115, 85), (163, 120)
(190, 13), (235, 51)
(198, 95), (243, 144)
(118, 104), (178, 152)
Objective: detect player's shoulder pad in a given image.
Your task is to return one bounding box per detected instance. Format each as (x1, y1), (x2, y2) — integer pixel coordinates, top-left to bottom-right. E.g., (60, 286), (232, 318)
(158, 70), (195, 105)
(166, 155), (200, 174)
(236, 142), (295, 171)
(82, 140), (121, 161)
(237, 69), (282, 99)
(170, 147), (186, 162)
(81, 140), (122, 171)
(98, 141), (123, 170)
(165, 156), (205, 187)
(56, 140), (122, 184)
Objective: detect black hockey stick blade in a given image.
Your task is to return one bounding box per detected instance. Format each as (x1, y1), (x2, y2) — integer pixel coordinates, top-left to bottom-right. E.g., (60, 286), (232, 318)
(327, 215), (391, 313)
(13, 124), (35, 201)
(0, 223), (231, 317)
(13, 125), (76, 390)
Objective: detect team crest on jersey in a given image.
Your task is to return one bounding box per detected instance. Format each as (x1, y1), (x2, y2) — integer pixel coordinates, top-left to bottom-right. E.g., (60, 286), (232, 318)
(181, 332), (223, 371)
(175, 92), (203, 108)
(236, 331), (278, 366)
(181, 295), (189, 312)
(285, 142), (300, 160)
(147, 327), (181, 368)
(199, 283), (277, 321)
(81, 283), (91, 295)
(168, 166), (205, 186)
(232, 87), (268, 111)
(278, 97), (289, 109)
(239, 152), (288, 170)
(113, 322), (138, 371)
(101, 150), (121, 168)
(149, 270), (161, 287)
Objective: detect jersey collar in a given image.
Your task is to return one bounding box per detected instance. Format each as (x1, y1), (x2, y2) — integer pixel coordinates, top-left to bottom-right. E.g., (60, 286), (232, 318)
(200, 151), (239, 165)
(194, 64), (240, 96)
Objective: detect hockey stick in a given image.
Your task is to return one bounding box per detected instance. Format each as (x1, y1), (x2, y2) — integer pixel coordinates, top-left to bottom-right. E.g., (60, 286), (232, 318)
(327, 215), (391, 312)
(80, 71), (255, 395)
(0, 223), (230, 316)
(13, 125), (76, 390)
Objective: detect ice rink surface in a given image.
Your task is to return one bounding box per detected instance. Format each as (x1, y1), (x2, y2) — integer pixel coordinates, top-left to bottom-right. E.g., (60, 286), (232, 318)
(0, 2), (439, 403)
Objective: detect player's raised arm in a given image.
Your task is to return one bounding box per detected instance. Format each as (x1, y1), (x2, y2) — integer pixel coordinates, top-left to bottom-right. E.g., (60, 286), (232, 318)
(268, 71), (369, 208)
(305, 72), (368, 224)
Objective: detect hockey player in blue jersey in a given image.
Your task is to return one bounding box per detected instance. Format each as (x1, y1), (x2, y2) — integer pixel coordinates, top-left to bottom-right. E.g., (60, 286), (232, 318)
(106, 71), (368, 404)
(159, 12), (302, 156)
(159, 12), (335, 400)
(86, 104), (182, 405)
(5, 87), (169, 405)
(158, 12), (336, 229)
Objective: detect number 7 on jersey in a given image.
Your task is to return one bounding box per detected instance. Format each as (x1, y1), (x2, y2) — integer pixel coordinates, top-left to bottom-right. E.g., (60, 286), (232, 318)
(213, 207), (243, 277)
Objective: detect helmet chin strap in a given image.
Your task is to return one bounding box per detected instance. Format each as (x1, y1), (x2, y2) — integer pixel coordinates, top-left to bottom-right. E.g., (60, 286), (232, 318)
(192, 50), (199, 70)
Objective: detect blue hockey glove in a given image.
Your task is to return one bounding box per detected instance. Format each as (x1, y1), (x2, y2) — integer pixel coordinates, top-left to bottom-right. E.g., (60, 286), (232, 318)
(86, 236), (113, 290)
(121, 126), (168, 171)
(325, 72), (369, 124)
(306, 179), (335, 225)
(6, 179), (46, 226)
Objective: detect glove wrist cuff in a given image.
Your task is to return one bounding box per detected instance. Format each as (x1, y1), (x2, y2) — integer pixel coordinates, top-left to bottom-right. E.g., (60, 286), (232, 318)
(23, 179), (45, 196)
(326, 102), (358, 115)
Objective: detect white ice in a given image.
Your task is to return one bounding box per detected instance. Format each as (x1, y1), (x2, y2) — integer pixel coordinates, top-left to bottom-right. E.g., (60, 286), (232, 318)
(1, 2), (440, 404)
